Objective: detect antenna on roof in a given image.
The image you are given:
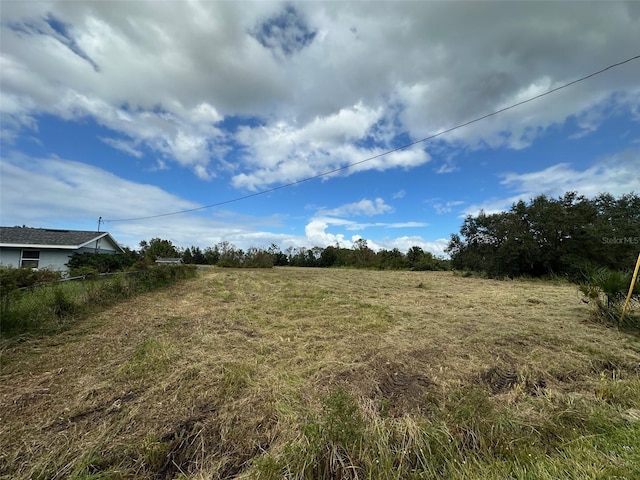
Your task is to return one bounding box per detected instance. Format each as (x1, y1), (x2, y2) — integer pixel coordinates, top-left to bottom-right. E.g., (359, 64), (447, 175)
(97, 217), (103, 232)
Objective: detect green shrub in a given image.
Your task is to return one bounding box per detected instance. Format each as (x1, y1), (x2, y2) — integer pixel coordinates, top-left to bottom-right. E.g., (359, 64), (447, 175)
(67, 251), (137, 273)
(1, 265), (197, 338)
(579, 267), (639, 327)
(0, 266), (61, 293)
(52, 287), (77, 318)
(69, 266), (100, 279)
(242, 250), (274, 268)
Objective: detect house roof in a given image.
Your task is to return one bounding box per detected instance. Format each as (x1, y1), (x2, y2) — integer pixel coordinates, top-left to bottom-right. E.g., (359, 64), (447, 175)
(0, 226), (124, 252)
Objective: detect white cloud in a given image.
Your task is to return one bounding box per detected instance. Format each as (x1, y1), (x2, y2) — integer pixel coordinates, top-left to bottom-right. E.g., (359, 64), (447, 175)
(3, 1), (638, 187)
(302, 219), (435, 253)
(461, 195), (528, 218)
(501, 150), (640, 199)
(462, 150), (640, 217)
(0, 155), (201, 225)
(99, 137), (143, 158)
(320, 198), (393, 217)
(385, 222), (428, 229)
(304, 219), (350, 248)
(379, 237), (450, 257)
(436, 161), (458, 174)
(300, 195), (430, 250)
(433, 200), (464, 215)
(230, 104), (432, 190)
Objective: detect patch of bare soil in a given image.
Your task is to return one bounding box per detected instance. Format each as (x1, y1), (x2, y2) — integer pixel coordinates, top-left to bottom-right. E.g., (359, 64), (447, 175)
(375, 366), (435, 416)
(328, 358), (438, 417)
(479, 366), (520, 394)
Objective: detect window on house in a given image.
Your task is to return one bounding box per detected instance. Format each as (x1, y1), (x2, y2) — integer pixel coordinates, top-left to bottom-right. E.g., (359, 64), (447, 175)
(21, 250), (40, 268)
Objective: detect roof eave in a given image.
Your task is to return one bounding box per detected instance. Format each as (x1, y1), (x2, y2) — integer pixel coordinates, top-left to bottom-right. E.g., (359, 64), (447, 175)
(76, 232), (109, 249)
(0, 243), (80, 249)
(77, 232), (126, 254)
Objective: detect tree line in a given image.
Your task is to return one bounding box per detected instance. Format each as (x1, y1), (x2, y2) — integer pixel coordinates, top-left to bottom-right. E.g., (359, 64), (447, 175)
(446, 192), (639, 279)
(68, 238), (450, 272)
(179, 238), (450, 271)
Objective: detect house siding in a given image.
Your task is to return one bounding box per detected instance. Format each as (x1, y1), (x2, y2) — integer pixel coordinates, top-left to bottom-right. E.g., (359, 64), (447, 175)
(0, 248), (21, 268)
(0, 247), (75, 271)
(39, 249), (75, 271)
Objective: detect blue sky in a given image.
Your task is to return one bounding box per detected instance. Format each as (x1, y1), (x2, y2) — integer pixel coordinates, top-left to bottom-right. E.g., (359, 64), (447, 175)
(1, 1), (639, 256)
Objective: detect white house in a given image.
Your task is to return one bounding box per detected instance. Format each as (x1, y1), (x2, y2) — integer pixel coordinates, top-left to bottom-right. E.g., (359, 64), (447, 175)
(0, 226), (125, 272)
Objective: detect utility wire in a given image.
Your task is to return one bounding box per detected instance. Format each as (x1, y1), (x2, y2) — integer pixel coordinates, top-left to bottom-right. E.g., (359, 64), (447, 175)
(105, 54), (640, 223)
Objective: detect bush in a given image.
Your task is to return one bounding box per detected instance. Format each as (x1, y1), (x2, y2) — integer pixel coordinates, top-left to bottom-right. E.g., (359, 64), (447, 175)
(68, 266), (100, 279)
(1, 265), (198, 338)
(242, 250), (274, 268)
(52, 287), (77, 318)
(0, 266), (61, 293)
(579, 267), (639, 328)
(67, 251), (137, 273)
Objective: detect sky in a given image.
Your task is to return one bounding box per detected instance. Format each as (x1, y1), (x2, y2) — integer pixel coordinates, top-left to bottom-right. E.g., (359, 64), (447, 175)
(1, 1), (639, 256)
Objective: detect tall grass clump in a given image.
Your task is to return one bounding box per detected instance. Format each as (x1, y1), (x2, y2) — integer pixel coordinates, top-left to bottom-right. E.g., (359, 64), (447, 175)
(0, 265), (197, 338)
(276, 389), (365, 479)
(252, 384), (639, 480)
(256, 390), (459, 479)
(1, 283), (79, 334)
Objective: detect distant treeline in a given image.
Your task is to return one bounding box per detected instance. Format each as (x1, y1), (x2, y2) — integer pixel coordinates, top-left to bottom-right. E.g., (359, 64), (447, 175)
(179, 239), (450, 271)
(67, 238), (450, 272)
(446, 192), (640, 279)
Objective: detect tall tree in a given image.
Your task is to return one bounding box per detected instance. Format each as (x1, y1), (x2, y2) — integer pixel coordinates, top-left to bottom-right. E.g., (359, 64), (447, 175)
(446, 192), (640, 279)
(141, 238), (179, 261)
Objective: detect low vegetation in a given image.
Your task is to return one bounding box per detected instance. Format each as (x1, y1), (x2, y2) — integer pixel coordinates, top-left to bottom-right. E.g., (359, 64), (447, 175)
(181, 240), (451, 270)
(579, 266), (640, 329)
(1, 268), (639, 479)
(0, 264), (197, 337)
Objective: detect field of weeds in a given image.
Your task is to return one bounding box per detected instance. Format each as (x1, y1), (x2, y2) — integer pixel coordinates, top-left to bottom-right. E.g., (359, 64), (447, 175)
(1, 268), (639, 479)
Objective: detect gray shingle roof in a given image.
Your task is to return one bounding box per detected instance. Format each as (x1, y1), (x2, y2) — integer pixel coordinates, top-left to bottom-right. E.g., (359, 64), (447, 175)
(0, 227), (107, 247)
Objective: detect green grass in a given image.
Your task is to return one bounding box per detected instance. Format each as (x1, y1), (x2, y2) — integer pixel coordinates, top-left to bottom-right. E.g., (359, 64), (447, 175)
(116, 337), (177, 383)
(270, 269), (638, 478)
(0, 265), (197, 338)
(248, 385), (640, 480)
(1, 268), (639, 479)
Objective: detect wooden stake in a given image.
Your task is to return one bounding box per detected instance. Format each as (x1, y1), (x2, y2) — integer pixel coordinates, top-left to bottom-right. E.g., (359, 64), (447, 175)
(621, 252), (640, 317)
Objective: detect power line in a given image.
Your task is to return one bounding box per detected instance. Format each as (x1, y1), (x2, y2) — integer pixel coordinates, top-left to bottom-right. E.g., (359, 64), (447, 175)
(105, 54), (640, 223)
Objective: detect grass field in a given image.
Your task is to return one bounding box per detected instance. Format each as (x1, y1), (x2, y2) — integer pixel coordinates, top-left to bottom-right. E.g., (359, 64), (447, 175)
(1, 268), (639, 479)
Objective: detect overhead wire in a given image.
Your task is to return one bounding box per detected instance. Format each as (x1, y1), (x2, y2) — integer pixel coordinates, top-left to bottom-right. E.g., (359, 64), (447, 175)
(105, 54), (640, 223)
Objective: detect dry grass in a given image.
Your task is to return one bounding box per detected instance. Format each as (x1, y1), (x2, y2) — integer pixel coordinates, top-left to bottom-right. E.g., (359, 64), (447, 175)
(1, 268), (639, 479)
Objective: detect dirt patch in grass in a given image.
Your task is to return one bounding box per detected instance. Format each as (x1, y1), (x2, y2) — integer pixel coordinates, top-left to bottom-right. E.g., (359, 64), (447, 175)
(1, 268), (639, 479)
(479, 366), (520, 394)
(375, 366), (436, 416)
(328, 356), (438, 417)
